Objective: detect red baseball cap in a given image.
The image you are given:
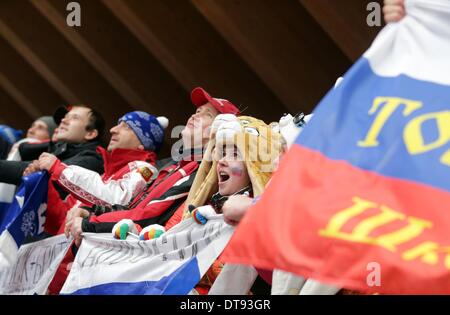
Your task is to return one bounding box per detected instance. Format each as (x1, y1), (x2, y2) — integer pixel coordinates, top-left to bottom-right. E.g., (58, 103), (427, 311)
(191, 87), (240, 115)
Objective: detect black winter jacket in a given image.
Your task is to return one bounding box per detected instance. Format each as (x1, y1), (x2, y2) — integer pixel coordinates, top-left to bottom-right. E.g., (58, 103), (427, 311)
(0, 141), (104, 185)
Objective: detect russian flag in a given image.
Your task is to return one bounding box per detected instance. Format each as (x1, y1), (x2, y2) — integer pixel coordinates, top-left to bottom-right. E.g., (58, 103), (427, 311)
(0, 172), (48, 268)
(222, 0), (450, 294)
(60, 216), (234, 295)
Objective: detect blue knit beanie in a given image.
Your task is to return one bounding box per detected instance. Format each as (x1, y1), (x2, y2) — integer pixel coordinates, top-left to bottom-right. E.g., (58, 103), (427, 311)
(0, 125), (23, 144)
(118, 111), (168, 152)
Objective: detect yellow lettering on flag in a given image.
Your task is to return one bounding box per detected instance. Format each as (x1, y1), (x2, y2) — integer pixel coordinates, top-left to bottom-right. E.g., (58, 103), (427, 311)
(375, 216), (432, 251)
(402, 242), (440, 265)
(402, 242), (450, 269)
(403, 111), (450, 166)
(319, 197), (432, 252)
(441, 149), (450, 167)
(358, 97), (422, 148)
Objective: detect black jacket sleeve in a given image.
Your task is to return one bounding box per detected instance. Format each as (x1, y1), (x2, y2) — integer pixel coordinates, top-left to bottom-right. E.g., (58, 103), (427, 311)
(82, 217), (115, 234)
(19, 142), (50, 161)
(62, 151), (104, 174)
(0, 160), (30, 185)
(0, 136), (11, 160)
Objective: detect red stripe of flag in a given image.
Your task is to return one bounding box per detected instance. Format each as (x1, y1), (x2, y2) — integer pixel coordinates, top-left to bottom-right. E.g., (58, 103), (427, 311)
(222, 144), (450, 294)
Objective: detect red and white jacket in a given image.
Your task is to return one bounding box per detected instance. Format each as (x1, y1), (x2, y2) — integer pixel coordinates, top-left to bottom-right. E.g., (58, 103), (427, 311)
(45, 147), (157, 235)
(48, 152), (201, 295)
(81, 154), (201, 234)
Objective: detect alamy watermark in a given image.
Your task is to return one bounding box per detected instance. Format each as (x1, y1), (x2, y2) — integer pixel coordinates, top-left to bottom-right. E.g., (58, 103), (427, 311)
(66, 2), (382, 28)
(66, 2), (81, 27)
(367, 2), (382, 27)
(366, 262), (381, 287)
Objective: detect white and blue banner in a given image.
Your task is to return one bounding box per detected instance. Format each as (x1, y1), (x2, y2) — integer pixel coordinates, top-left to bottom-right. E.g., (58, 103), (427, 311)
(61, 216), (234, 295)
(0, 138), (40, 225)
(0, 234), (72, 295)
(0, 172), (48, 268)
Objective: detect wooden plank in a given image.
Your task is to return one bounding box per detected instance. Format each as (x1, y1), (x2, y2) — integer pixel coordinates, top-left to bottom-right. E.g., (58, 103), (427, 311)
(191, 0), (350, 113)
(101, 0), (195, 92)
(0, 72), (42, 118)
(0, 18), (79, 103)
(30, 0), (146, 109)
(0, 88), (34, 130)
(114, 0), (290, 121)
(299, 0), (382, 61)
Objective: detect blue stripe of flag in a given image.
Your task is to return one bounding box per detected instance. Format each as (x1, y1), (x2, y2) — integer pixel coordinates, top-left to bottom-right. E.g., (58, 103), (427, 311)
(68, 257), (201, 295)
(297, 58), (450, 193)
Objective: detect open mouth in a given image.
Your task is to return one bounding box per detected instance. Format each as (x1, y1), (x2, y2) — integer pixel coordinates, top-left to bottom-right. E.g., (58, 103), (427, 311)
(218, 171), (230, 183)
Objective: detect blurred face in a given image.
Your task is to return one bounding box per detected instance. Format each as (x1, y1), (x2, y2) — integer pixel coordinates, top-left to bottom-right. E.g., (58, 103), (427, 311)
(216, 145), (250, 196)
(26, 120), (49, 141)
(107, 121), (143, 151)
(182, 103), (220, 148)
(56, 106), (97, 143)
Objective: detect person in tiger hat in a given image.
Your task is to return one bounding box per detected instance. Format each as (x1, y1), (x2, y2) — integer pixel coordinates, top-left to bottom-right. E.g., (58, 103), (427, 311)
(172, 114), (283, 294)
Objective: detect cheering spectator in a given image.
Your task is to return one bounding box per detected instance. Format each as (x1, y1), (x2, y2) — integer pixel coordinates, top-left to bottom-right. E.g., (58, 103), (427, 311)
(0, 105), (105, 186)
(38, 111), (168, 235)
(51, 88), (239, 294)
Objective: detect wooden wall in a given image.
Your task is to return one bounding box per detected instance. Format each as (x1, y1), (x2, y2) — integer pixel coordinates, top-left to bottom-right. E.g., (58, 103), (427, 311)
(0, 0), (383, 157)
